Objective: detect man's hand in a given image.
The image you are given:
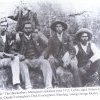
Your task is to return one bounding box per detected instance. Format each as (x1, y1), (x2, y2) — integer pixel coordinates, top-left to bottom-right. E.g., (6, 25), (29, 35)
(79, 67), (87, 75)
(3, 53), (14, 59)
(17, 54), (25, 61)
(69, 54), (75, 60)
(63, 59), (70, 68)
(62, 52), (71, 68)
(84, 60), (92, 71)
(0, 52), (4, 59)
(34, 29), (39, 33)
(49, 55), (58, 64)
(39, 55), (44, 59)
(87, 60), (92, 66)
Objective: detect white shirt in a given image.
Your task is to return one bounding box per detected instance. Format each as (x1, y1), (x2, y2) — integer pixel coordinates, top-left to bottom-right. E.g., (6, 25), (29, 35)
(74, 42), (100, 62)
(24, 34), (31, 40)
(80, 42), (89, 53)
(57, 32), (63, 42)
(1, 34), (6, 43)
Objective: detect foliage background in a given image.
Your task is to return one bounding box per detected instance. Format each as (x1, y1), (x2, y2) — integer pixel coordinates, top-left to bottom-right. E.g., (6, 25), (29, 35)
(0, 0), (100, 89)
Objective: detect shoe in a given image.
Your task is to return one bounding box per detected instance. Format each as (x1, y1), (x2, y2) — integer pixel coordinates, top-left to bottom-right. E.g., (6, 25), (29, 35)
(14, 84), (23, 90)
(54, 85), (59, 88)
(25, 86), (32, 90)
(45, 85), (53, 89)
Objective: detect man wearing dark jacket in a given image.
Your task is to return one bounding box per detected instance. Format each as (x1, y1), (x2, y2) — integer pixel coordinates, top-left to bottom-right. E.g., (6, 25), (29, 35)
(5, 31), (32, 90)
(44, 21), (82, 87)
(0, 18), (32, 90)
(0, 18), (21, 89)
(18, 22), (53, 88)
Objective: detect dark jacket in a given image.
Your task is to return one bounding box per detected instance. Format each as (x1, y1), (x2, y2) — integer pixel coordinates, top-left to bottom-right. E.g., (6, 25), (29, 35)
(5, 33), (19, 54)
(0, 31), (18, 59)
(0, 31), (13, 53)
(44, 32), (76, 60)
(76, 43), (93, 67)
(18, 32), (48, 58)
(0, 36), (5, 52)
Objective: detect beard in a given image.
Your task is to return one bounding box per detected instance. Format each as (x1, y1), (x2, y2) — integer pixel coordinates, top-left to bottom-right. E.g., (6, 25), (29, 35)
(81, 40), (88, 45)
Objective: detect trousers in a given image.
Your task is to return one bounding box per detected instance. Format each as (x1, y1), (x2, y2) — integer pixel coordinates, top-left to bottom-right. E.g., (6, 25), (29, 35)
(0, 56), (20, 85)
(21, 58), (53, 88)
(79, 59), (100, 86)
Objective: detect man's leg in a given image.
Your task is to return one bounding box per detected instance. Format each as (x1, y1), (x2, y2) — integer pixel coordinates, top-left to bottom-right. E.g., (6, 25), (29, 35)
(0, 57), (21, 88)
(48, 57), (59, 86)
(20, 61), (32, 89)
(27, 59), (53, 88)
(87, 59), (100, 85)
(10, 56), (20, 86)
(70, 57), (82, 87)
(39, 59), (53, 88)
(56, 66), (73, 87)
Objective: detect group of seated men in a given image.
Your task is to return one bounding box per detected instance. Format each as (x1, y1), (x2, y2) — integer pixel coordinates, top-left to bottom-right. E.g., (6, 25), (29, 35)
(0, 5), (100, 90)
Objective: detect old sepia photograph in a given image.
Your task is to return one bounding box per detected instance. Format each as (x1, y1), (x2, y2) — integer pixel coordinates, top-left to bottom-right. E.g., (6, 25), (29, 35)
(0, 0), (100, 92)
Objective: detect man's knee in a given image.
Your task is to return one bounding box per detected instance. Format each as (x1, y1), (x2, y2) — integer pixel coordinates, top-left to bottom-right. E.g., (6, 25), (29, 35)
(48, 57), (56, 65)
(0, 58), (11, 67)
(20, 62), (29, 73)
(56, 67), (64, 76)
(24, 59), (29, 64)
(42, 59), (49, 64)
(37, 58), (46, 64)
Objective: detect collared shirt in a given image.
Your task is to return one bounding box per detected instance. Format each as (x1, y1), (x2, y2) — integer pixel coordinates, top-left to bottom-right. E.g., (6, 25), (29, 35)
(75, 42), (100, 62)
(80, 42), (89, 53)
(1, 34), (6, 44)
(24, 34), (31, 40)
(57, 32), (63, 42)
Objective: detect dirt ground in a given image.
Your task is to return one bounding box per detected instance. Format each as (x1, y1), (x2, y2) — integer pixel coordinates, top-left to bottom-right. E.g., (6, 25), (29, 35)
(0, 67), (99, 90)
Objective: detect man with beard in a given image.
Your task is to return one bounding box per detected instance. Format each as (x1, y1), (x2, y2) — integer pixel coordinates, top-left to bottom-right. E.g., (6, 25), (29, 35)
(18, 22), (53, 88)
(74, 28), (100, 86)
(0, 18), (21, 89)
(44, 21), (82, 87)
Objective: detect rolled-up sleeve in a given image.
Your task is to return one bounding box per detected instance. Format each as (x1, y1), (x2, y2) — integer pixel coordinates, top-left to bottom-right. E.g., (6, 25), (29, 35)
(90, 43), (100, 62)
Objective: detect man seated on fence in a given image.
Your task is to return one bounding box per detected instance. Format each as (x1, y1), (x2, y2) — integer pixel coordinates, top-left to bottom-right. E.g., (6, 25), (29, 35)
(5, 30), (32, 90)
(8, 3), (48, 50)
(74, 28), (100, 86)
(44, 21), (82, 87)
(17, 21), (53, 88)
(0, 18), (22, 90)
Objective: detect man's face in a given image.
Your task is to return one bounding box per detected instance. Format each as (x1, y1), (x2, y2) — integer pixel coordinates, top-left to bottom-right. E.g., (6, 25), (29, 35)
(0, 22), (8, 35)
(55, 24), (63, 34)
(22, 8), (29, 16)
(24, 23), (33, 36)
(80, 33), (89, 45)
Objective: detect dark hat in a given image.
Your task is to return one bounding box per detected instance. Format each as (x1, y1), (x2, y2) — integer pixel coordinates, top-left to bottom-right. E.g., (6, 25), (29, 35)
(76, 28), (93, 40)
(50, 21), (67, 32)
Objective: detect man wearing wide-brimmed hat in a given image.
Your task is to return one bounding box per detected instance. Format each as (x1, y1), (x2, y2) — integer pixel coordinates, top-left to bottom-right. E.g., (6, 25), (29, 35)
(44, 21), (82, 87)
(75, 28), (100, 86)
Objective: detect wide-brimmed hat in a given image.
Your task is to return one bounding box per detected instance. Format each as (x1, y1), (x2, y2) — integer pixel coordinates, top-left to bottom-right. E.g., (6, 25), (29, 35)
(50, 21), (68, 32)
(76, 28), (93, 41)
